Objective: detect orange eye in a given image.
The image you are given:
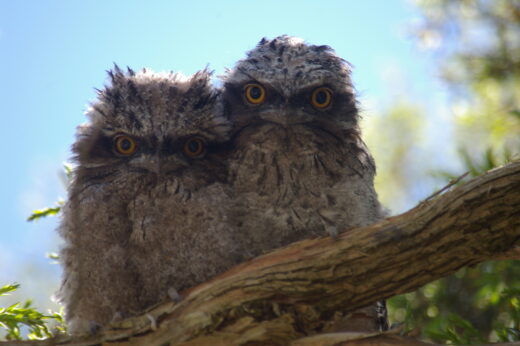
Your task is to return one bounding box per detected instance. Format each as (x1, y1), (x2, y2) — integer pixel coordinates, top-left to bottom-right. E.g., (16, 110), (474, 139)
(244, 83), (266, 105)
(311, 87), (333, 109)
(114, 135), (137, 156)
(183, 137), (206, 158)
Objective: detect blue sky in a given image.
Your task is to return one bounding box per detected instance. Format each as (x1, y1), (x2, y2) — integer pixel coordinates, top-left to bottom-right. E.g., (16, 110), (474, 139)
(0, 1), (450, 312)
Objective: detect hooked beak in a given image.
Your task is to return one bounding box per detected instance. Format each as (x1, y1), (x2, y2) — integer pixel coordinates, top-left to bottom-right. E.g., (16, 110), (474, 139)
(258, 107), (312, 126)
(131, 155), (162, 175)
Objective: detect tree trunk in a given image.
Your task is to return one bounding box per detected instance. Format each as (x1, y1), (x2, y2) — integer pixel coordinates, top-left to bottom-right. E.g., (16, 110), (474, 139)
(7, 160), (520, 346)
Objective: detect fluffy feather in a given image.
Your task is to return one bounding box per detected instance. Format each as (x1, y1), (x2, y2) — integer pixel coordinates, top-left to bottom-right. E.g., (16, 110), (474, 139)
(58, 66), (238, 335)
(222, 36), (388, 332)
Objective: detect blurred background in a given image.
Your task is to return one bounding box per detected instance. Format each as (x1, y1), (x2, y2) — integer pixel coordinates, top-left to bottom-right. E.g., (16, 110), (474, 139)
(0, 0), (518, 343)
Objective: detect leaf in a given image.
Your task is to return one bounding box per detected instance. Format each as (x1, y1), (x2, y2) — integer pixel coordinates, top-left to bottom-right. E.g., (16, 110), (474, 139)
(0, 283), (67, 340)
(447, 313), (486, 344)
(46, 253), (60, 261)
(458, 148), (480, 177)
(27, 204), (62, 222)
(0, 284), (19, 296)
(484, 147), (497, 171)
(505, 328), (520, 341)
(63, 162), (73, 180)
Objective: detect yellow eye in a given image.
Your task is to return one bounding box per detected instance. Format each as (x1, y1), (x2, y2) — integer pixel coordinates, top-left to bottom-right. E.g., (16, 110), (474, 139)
(311, 87), (333, 109)
(183, 137), (206, 158)
(244, 83), (266, 105)
(114, 135), (137, 156)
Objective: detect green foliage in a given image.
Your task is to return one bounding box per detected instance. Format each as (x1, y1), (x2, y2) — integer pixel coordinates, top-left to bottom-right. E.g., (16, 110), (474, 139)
(63, 162), (73, 180)
(11, 166), (69, 340)
(27, 163), (71, 222)
(46, 252), (60, 262)
(413, 0), (520, 160)
(427, 314), (488, 345)
(377, 1), (520, 344)
(0, 283), (66, 341)
(363, 101), (429, 212)
(433, 146), (517, 185)
(26, 203), (63, 222)
(389, 262), (520, 344)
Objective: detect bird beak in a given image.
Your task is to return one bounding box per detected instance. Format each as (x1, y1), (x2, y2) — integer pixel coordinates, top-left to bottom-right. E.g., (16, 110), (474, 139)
(259, 108), (311, 126)
(131, 155), (162, 175)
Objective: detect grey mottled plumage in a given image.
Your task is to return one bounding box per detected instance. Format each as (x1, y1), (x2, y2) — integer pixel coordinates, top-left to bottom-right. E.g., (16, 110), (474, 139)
(223, 36), (388, 332)
(58, 66), (238, 335)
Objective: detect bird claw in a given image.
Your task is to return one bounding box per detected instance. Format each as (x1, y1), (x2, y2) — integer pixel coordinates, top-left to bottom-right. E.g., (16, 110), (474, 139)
(110, 311), (124, 323)
(326, 226), (339, 239)
(168, 287), (182, 302)
(146, 313), (158, 331)
(88, 320), (101, 335)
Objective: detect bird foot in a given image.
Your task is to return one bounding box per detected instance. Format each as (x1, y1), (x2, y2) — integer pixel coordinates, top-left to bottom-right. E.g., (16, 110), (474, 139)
(168, 287), (182, 302)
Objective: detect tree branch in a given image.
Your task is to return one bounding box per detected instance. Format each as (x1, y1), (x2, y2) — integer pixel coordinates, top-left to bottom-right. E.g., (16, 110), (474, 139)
(7, 160), (520, 346)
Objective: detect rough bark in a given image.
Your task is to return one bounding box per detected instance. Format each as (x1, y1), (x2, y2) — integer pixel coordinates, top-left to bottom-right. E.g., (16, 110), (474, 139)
(6, 160), (520, 346)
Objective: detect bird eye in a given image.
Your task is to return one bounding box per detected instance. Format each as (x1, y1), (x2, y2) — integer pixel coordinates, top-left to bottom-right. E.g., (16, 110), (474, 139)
(311, 87), (333, 109)
(183, 137), (206, 158)
(244, 83), (266, 105)
(114, 135), (137, 156)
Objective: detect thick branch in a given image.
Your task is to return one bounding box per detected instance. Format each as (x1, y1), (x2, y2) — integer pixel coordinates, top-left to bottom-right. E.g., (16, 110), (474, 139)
(8, 161), (520, 346)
